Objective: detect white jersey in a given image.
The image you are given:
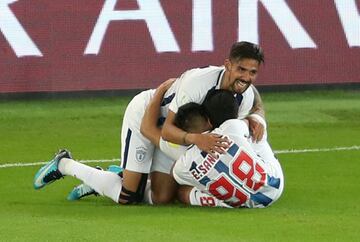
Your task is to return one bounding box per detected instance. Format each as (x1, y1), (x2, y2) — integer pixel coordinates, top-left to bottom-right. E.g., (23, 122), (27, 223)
(172, 119), (284, 208)
(168, 66), (255, 119)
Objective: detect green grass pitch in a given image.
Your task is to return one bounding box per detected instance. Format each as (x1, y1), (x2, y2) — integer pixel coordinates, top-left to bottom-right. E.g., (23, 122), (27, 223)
(0, 90), (359, 241)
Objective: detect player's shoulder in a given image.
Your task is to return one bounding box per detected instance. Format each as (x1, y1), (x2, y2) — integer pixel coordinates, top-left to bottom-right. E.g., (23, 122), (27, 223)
(242, 84), (255, 97)
(178, 65), (224, 95)
(216, 119), (249, 135)
(181, 65), (224, 84)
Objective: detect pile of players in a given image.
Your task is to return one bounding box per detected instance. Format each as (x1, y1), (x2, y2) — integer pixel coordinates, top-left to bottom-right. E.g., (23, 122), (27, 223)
(34, 41), (284, 209)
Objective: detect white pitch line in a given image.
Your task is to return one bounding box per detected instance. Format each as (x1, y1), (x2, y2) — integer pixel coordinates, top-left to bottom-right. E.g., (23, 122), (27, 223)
(274, 145), (360, 154)
(0, 146), (359, 169)
(0, 159), (120, 169)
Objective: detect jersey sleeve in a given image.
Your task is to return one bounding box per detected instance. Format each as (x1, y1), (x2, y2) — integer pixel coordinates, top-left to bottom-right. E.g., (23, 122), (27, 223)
(168, 87), (193, 114)
(168, 68), (213, 113)
(168, 70), (196, 113)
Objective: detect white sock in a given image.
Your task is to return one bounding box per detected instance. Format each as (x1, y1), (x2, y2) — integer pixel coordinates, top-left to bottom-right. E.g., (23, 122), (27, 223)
(189, 187), (231, 208)
(142, 180), (153, 205)
(58, 158), (122, 203)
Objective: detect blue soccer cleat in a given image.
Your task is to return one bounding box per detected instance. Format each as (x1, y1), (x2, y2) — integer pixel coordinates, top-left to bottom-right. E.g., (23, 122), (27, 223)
(107, 165), (124, 176)
(33, 149), (72, 190)
(67, 165), (103, 201)
(67, 183), (98, 201)
(67, 165), (123, 201)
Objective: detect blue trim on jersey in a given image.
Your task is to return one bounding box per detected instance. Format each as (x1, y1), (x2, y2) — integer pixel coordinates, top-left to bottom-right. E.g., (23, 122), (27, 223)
(207, 69), (224, 93)
(161, 93), (175, 106)
(199, 176), (211, 186)
(157, 116), (166, 126)
(200, 151), (207, 158)
(267, 175), (281, 189)
(215, 70), (224, 89)
(214, 160), (229, 174)
(227, 143), (239, 157)
(235, 93), (243, 105)
(122, 129), (132, 169)
(250, 192), (273, 206)
(190, 161), (197, 171)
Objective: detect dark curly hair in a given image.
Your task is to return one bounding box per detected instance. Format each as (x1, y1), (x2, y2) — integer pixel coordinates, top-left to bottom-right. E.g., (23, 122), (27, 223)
(202, 89), (239, 128)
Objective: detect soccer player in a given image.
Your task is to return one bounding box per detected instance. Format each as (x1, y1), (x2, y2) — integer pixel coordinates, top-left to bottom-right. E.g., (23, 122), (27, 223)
(33, 79), (178, 205)
(142, 89), (284, 208)
(174, 90), (284, 208)
(161, 41), (266, 158)
(32, 81), (209, 205)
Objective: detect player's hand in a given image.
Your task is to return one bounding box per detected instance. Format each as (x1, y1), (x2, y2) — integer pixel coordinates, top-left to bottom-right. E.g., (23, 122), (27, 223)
(156, 78), (176, 95)
(247, 116), (264, 142)
(189, 133), (230, 158)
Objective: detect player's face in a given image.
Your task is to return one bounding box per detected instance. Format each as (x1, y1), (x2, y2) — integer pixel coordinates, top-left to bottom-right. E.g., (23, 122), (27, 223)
(223, 58), (260, 94)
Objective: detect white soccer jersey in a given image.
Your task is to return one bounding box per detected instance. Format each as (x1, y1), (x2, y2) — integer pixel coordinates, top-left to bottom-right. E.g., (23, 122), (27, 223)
(172, 119), (284, 208)
(168, 66), (255, 119)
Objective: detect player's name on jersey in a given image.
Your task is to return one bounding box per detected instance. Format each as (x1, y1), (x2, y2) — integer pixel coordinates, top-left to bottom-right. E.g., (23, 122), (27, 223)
(190, 138), (234, 181)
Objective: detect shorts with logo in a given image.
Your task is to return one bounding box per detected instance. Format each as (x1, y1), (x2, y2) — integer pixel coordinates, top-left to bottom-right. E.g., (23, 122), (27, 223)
(120, 89), (174, 174)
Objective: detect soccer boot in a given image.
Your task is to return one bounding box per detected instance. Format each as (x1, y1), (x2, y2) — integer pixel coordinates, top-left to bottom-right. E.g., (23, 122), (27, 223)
(67, 183), (98, 201)
(67, 165), (123, 201)
(33, 149), (72, 190)
(106, 165), (124, 177)
(67, 166), (103, 201)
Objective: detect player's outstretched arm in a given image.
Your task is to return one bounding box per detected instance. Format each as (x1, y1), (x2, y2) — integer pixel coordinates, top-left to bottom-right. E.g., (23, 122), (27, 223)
(140, 78), (175, 148)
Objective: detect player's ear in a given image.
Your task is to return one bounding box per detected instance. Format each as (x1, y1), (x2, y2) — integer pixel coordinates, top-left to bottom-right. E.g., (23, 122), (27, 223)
(224, 59), (231, 71)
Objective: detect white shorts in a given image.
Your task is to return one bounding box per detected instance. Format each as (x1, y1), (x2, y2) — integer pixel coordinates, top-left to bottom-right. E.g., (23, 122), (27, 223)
(120, 89), (174, 174)
(150, 148), (175, 174)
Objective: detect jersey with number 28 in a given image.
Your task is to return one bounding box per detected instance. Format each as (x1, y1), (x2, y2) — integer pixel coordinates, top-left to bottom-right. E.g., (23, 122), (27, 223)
(173, 119), (284, 208)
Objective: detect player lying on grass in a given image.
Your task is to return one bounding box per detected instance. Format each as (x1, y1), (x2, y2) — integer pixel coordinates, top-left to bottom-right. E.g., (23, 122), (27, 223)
(141, 89), (284, 208)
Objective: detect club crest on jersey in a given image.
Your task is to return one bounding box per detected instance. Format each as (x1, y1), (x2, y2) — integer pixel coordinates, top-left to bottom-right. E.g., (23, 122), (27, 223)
(136, 147), (147, 162)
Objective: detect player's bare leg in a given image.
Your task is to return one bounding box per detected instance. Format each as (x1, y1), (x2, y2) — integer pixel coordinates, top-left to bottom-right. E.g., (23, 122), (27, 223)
(118, 170), (148, 204)
(150, 171), (177, 204)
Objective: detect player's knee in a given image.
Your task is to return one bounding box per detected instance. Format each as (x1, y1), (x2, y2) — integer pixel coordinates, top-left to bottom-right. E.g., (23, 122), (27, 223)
(176, 186), (192, 205)
(150, 172), (177, 204)
(151, 182), (177, 204)
(151, 190), (175, 204)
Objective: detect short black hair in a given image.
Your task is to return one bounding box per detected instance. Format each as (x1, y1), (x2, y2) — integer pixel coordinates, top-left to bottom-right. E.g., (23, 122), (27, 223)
(174, 102), (209, 132)
(202, 89), (239, 128)
(229, 41), (264, 64)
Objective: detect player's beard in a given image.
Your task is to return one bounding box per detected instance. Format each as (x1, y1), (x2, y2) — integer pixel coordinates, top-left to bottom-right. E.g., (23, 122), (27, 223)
(233, 79), (251, 94)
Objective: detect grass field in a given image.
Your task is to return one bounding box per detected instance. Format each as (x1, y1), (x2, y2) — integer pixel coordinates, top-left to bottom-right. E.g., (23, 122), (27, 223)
(0, 90), (359, 242)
